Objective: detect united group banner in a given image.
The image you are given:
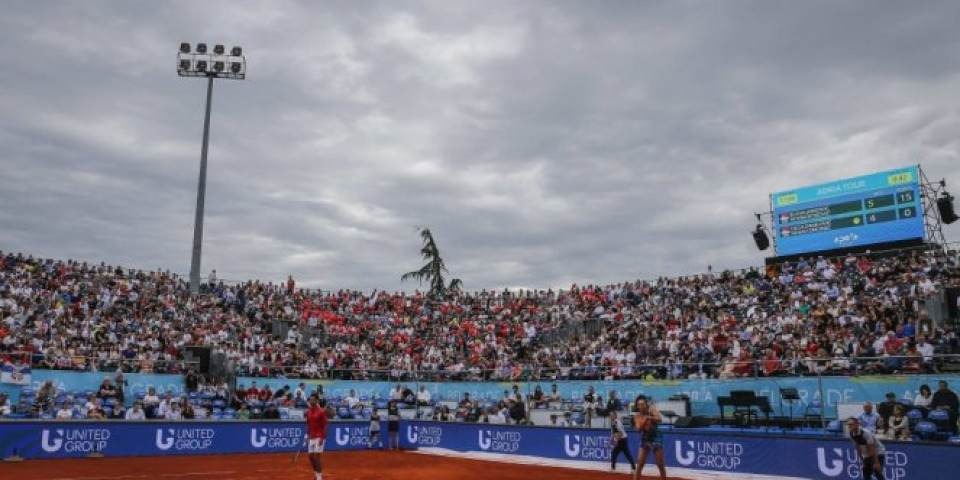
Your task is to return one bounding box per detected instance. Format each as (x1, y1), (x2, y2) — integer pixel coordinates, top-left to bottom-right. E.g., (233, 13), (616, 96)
(0, 420), (370, 459)
(399, 421), (957, 480)
(0, 420), (954, 479)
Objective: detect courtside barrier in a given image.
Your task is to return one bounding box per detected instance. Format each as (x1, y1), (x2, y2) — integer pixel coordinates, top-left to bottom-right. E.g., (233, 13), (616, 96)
(10, 370), (960, 417)
(399, 421), (960, 480)
(239, 374), (960, 418)
(0, 420), (371, 460)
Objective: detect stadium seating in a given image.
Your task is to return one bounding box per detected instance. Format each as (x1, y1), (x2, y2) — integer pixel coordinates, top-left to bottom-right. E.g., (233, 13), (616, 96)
(915, 420), (939, 440)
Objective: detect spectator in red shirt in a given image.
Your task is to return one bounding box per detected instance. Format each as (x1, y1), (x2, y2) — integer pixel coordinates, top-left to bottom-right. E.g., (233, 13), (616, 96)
(762, 349), (782, 377)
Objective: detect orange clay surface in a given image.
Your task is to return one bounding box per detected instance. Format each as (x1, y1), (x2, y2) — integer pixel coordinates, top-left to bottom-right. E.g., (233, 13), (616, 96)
(3, 450), (693, 480)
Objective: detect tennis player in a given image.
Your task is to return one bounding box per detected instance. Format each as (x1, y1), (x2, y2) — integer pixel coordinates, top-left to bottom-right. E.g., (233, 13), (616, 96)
(369, 408), (383, 449)
(609, 410), (636, 472)
(846, 417), (887, 480)
(305, 394), (329, 480)
(633, 397), (667, 480)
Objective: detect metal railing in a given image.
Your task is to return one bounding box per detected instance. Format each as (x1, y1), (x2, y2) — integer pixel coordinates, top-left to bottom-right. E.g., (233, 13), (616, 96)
(0, 351), (198, 375)
(3, 347), (958, 381)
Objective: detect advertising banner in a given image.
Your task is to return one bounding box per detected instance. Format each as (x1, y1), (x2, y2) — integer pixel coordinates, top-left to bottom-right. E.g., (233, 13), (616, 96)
(0, 419), (954, 479)
(399, 421), (958, 480)
(0, 420), (370, 460)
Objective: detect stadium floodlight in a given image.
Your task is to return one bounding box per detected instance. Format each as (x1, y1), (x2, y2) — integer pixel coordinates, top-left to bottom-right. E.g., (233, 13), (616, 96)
(176, 43), (246, 294)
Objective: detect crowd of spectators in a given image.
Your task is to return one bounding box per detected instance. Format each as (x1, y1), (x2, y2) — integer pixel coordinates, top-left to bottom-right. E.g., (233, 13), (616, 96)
(853, 380), (960, 440)
(1, 248), (960, 384)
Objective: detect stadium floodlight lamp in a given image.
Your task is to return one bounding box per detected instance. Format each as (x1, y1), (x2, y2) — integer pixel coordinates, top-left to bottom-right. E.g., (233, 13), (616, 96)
(176, 43), (247, 295)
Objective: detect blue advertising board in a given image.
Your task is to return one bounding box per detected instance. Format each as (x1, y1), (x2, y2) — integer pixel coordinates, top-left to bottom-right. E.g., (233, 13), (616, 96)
(0, 420), (370, 459)
(0, 419), (955, 479)
(400, 421), (959, 480)
(771, 166), (925, 256)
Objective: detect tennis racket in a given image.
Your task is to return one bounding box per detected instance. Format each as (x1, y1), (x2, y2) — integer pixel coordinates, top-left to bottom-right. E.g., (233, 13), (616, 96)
(292, 437), (307, 463)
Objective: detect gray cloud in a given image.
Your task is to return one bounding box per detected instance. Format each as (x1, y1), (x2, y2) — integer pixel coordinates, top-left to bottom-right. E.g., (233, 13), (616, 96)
(2, 1), (959, 291)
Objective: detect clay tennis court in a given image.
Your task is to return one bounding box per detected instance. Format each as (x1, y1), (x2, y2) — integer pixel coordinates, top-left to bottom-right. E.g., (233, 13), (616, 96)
(7, 450), (694, 480)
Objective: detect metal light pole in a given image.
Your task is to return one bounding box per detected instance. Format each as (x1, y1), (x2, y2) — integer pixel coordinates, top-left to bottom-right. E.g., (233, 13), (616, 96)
(177, 43), (246, 294)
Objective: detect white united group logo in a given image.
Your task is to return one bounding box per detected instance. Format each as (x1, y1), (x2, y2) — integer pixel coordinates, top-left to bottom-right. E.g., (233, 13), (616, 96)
(334, 426), (369, 447)
(674, 440), (743, 470)
(250, 427), (303, 449)
(155, 428), (215, 451)
(41, 428), (111, 453)
(816, 447), (909, 480)
(477, 429), (521, 453)
(406, 425), (443, 446)
(563, 434), (611, 459)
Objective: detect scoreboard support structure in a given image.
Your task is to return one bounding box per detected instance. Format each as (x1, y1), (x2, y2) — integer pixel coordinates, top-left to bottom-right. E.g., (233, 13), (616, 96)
(919, 165), (950, 250)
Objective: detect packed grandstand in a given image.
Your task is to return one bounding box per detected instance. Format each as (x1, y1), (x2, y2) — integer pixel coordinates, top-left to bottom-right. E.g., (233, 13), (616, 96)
(1, 248), (959, 435)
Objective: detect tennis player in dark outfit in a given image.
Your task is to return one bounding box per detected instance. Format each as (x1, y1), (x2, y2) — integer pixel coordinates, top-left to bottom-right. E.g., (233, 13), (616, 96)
(609, 411), (636, 472)
(387, 400), (401, 450)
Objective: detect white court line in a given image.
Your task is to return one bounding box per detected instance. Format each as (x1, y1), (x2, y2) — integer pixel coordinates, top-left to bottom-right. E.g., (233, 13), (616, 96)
(51, 476), (147, 480)
(52, 472), (238, 480)
(159, 472), (237, 477)
(412, 448), (811, 480)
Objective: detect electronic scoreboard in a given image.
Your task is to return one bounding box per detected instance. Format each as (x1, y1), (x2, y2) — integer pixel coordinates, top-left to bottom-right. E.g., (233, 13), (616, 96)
(770, 166), (925, 256)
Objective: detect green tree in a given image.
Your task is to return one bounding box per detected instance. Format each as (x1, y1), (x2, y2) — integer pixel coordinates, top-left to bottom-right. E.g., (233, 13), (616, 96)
(401, 228), (462, 297)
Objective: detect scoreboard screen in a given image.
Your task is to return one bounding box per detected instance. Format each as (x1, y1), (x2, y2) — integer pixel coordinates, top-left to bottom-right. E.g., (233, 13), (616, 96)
(771, 166), (925, 256)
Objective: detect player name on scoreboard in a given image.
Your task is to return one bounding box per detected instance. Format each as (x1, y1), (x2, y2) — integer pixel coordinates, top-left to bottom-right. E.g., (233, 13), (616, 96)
(778, 191), (917, 238)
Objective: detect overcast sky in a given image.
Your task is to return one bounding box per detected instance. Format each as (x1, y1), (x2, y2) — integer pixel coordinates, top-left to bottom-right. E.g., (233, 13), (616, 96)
(1, 1), (959, 291)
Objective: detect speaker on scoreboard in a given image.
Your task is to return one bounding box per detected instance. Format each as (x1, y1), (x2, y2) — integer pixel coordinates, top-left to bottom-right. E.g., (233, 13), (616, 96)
(937, 194), (958, 224)
(752, 225), (770, 251)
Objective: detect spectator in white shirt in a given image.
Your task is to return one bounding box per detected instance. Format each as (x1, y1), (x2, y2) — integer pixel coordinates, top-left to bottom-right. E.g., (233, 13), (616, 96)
(142, 387), (161, 418)
(164, 402), (182, 420)
(0, 393), (11, 416)
(389, 385), (403, 402)
(916, 336), (936, 370)
(914, 384), (933, 408)
(56, 402), (75, 420)
(157, 393), (176, 419)
(125, 402), (146, 420)
(84, 397), (101, 416)
(416, 386), (432, 406)
(345, 389), (361, 410)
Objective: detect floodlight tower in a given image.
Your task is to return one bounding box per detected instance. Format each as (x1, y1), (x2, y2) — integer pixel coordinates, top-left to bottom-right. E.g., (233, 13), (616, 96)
(177, 43), (246, 294)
